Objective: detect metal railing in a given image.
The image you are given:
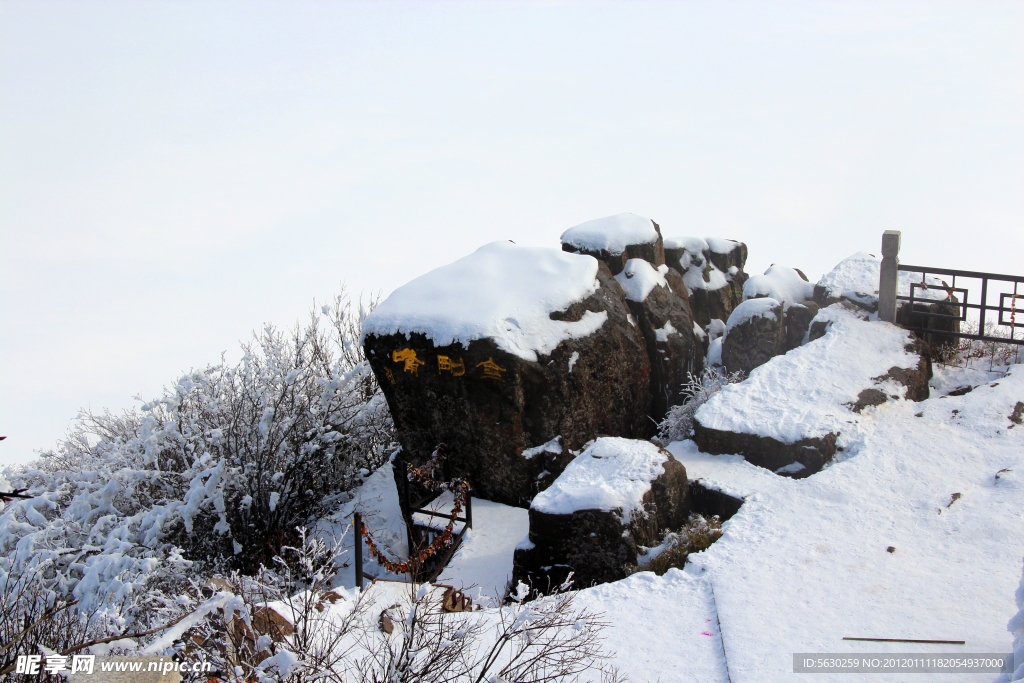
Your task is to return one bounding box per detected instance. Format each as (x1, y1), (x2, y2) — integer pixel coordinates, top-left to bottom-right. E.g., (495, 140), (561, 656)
(876, 230), (1023, 346)
(896, 264), (1024, 346)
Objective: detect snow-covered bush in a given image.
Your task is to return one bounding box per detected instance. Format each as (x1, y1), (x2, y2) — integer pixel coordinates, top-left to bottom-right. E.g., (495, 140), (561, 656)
(657, 368), (745, 443)
(0, 290), (395, 659)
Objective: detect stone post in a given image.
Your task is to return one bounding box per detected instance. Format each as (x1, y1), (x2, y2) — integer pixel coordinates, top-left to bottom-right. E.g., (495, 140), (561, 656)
(878, 230), (901, 323)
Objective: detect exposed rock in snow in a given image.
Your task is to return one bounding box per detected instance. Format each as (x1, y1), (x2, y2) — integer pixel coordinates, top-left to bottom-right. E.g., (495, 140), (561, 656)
(364, 258), (653, 506)
(721, 298), (785, 375)
(560, 213), (665, 275)
(512, 437), (691, 591)
(695, 305), (931, 476)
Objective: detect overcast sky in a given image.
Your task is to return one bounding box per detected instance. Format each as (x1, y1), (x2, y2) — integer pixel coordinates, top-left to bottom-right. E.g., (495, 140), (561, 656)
(2, 1), (1022, 467)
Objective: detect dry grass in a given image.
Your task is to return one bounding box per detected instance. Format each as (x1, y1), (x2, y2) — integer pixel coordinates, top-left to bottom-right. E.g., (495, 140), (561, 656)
(628, 514), (723, 576)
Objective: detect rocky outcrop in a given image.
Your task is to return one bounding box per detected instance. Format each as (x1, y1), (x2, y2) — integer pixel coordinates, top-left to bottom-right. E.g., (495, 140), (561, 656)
(511, 438), (691, 591)
(365, 266), (651, 508)
(721, 298), (785, 375)
(663, 237), (748, 329)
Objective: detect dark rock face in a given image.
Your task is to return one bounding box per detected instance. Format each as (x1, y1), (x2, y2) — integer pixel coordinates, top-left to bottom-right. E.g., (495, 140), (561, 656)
(896, 299), (962, 358)
(784, 301), (820, 351)
(692, 424), (836, 478)
(511, 447), (691, 591)
(721, 301), (785, 376)
(625, 269), (704, 422)
(561, 221), (665, 276)
(364, 264), (653, 508)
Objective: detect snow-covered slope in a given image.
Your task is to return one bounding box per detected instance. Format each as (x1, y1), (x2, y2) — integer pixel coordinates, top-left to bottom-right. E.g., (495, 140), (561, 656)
(666, 364), (1024, 683)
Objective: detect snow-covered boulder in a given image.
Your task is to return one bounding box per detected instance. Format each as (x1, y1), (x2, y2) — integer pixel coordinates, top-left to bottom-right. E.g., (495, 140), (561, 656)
(511, 437), (691, 591)
(362, 241), (653, 506)
(694, 305), (931, 477)
(663, 236), (748, 328)
(743, 264), (814, 308)
(560, 213), (665, 276)
(614, 259), (704, 421)
(721, 298), (785, 376)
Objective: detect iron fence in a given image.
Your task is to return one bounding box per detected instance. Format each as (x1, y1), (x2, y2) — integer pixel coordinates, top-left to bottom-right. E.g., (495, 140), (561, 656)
(896, 264), (1024, 346)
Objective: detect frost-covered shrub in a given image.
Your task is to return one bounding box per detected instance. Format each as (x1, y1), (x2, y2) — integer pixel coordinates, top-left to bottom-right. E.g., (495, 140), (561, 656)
(657, 368), (745, 443)
(0, 290), (395, 649)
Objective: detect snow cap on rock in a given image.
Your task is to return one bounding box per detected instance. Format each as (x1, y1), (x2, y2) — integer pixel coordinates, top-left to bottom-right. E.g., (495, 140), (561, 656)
(743, 265), (814, 309)
(361, 240), (607, 362)
(560, 213), (660, 255)
(725, 297), (782, 333)
(531, 437), (669, 523)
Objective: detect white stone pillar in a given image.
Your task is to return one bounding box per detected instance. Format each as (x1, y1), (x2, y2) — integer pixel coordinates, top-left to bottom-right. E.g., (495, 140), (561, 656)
(878, 230), (901, 323)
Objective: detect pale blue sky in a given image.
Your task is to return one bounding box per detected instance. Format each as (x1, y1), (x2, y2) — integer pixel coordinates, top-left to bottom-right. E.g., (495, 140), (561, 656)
(2, 1), (1022, 466)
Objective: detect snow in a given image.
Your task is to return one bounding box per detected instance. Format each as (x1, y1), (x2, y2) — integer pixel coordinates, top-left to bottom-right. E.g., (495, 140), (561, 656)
(724, 297), (781, 333)
(521, 436), (563, 460)
(530, 437), (669, 523)
(361, 240), (608, 362)
(816, 252), (952, 306)
(568, 351), (580, 372)
(434, 498), (530, 602)
(559, 213), (659, 255)
(703, 306), (920, 442)
(664, 236), (709, 252)
(574, 570), (729, 683)
(706, 237), (742, 255)
(707, 337), (723, 367)
(613, 258), (667, 302)
(1006, 560), (1024, 681)
(742, 264), (813, 309)
(656, 320), (677, 343)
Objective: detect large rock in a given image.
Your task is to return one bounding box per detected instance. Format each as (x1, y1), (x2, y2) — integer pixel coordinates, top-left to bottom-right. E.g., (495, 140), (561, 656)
(695, 305), (931, 477)
(663, 237), (748, 329)
(560, 213), (665, 276)
(362, 241), (652, 507)
(614, 259), (704, 421)
(511, 438), (692, 592)
(721, 298), (785, 376)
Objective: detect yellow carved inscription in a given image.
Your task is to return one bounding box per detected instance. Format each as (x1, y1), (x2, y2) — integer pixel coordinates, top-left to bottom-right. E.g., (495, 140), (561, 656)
(476, 357), (506, 380)
(392, 349), (425, 375)
(438, 355), (466, 376)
